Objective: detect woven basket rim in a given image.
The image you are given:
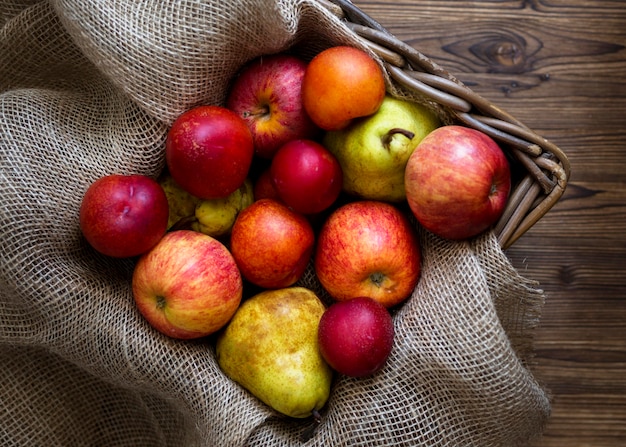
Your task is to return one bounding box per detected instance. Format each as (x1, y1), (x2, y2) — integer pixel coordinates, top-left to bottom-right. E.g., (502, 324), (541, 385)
(321, 0), (571, 249)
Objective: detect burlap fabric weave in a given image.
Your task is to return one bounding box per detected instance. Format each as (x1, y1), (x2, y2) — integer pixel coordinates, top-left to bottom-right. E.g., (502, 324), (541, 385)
(1, 0), (551, 445)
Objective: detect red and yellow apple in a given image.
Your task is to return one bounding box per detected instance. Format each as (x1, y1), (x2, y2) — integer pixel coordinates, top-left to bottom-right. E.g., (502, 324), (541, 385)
(270, 139), (343, 215)
(165, 105), (254, 200)
(314, 200), (420, 308)
(404, 125), (511, 240)
(230, 198), (315, 289)
(302, 46), (386, 131)
(79, 174), (169, 258)
(226, 54), (319, 159)
(132, 230), (242, 339)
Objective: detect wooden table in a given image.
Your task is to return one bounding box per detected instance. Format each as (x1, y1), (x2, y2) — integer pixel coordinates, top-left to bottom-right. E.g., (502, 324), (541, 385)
(358, 1), (626, 446)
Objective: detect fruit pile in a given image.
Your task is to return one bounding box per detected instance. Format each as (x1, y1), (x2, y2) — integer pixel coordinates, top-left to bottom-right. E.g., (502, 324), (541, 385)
(79, 45), (512, 420)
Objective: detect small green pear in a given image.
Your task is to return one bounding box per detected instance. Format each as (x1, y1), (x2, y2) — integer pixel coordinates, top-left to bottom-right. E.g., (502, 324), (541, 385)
(158, 173), (201, 230)
(192, 178), (254, 237)
(216, 287), (332, 419)
(323, 95), (440, 202)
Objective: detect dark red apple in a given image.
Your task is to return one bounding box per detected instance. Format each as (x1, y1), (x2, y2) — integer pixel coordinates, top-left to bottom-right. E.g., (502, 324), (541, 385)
(404, 125), (511, 240)
(79, 174), (169, 258)
(226, 54), (319, 159)
(317, 296), (394, 377)
(253, 168), (282, 202)
(165, 105), (254, 200)
(270, 139), (343, 215)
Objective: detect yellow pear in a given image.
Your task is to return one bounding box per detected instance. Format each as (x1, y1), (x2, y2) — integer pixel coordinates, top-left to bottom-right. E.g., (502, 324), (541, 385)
(323, 95), (440, 202)
(192, 178), (254, 237)
(158, 173), (201, 230)
(216, 287), (332, 418)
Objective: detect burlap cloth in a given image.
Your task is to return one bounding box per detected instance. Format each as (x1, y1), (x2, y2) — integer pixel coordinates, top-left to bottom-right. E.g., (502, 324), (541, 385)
(0, 0), (551, 445)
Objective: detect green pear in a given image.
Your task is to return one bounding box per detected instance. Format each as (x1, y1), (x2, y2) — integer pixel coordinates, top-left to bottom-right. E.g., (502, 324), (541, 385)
(323, 95), (440, 202)
(158, 173), (201, 230)
(192, 178), (254, 237)
(216, 287), (332, 419)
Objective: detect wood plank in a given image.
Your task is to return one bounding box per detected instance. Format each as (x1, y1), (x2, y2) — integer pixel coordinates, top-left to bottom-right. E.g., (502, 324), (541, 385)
(365, 1), (626, 446)
(509, 183), (626, 241)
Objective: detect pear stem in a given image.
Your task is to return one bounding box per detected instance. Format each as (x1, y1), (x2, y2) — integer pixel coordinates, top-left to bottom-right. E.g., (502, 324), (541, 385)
(312, 409), (322, 423)
(300, 409), (323, 442)
(381, 128), (415, 151)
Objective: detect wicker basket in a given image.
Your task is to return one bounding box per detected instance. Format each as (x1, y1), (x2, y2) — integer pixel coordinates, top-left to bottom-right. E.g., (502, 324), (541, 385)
(0, 1), (568, 445)
(320, 0), (570, 248)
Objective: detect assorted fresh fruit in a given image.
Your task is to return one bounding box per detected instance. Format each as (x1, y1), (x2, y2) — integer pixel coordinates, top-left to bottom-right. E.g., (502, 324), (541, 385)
(78, 45), (512, 420)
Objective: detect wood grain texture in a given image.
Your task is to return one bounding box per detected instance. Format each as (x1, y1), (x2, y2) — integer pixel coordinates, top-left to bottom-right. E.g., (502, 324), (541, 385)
(356, 1), (626, 445)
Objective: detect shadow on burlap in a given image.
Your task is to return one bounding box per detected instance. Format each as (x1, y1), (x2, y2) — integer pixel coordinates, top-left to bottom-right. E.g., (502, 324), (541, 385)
(0, 0), (550, 445)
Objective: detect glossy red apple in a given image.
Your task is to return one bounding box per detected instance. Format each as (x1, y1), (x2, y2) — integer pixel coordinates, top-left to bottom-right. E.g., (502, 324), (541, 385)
(230, 199), (315, 289)
(79, 174), (168, 258)
(132, 230), (242, 339)
(270, 139), (343, 215)
(253, 168), (282, 202)
(165, 105), (254, 200)
(226, 54), (319, 159)
(318, 297), (394, 377)
(314, 200), (420, 308)
(404, 125), (511, 240)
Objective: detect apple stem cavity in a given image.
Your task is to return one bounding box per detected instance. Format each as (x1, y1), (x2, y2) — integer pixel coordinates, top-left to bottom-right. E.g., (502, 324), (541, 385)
(382, 128), (415, 151)
(369, 271), (386, 287)
(490, 182), (499, 196)
(155, 295), (167, 310)
(243, 105), (271, 120)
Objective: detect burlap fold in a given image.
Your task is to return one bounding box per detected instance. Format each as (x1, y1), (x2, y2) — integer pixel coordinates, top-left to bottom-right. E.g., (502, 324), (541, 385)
(1, 1), (550, 445)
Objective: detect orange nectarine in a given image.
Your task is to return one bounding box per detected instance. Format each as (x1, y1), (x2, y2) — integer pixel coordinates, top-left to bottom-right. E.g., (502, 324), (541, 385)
(302, 46), (386, 131)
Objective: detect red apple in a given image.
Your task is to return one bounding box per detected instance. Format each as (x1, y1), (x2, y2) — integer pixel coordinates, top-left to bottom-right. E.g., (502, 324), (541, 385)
(270, 139), (343, 215)
(132, 230), (242, 339)
(302, 46), (386, 131)
(226, 54), (319, 159)
(230, 198), (315, 289)
(165, 105), (254, 200)
(79, 174), (168, 258)
(314, 200), (420, 308)
(317, 297), (394, 377)
(253, 168), (282, 202)
(404, 125), (511, 240)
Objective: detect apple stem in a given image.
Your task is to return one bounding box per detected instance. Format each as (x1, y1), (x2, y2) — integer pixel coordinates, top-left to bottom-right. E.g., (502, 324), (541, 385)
(242, 105), (270, 119)
(381, 128), (415, 151)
